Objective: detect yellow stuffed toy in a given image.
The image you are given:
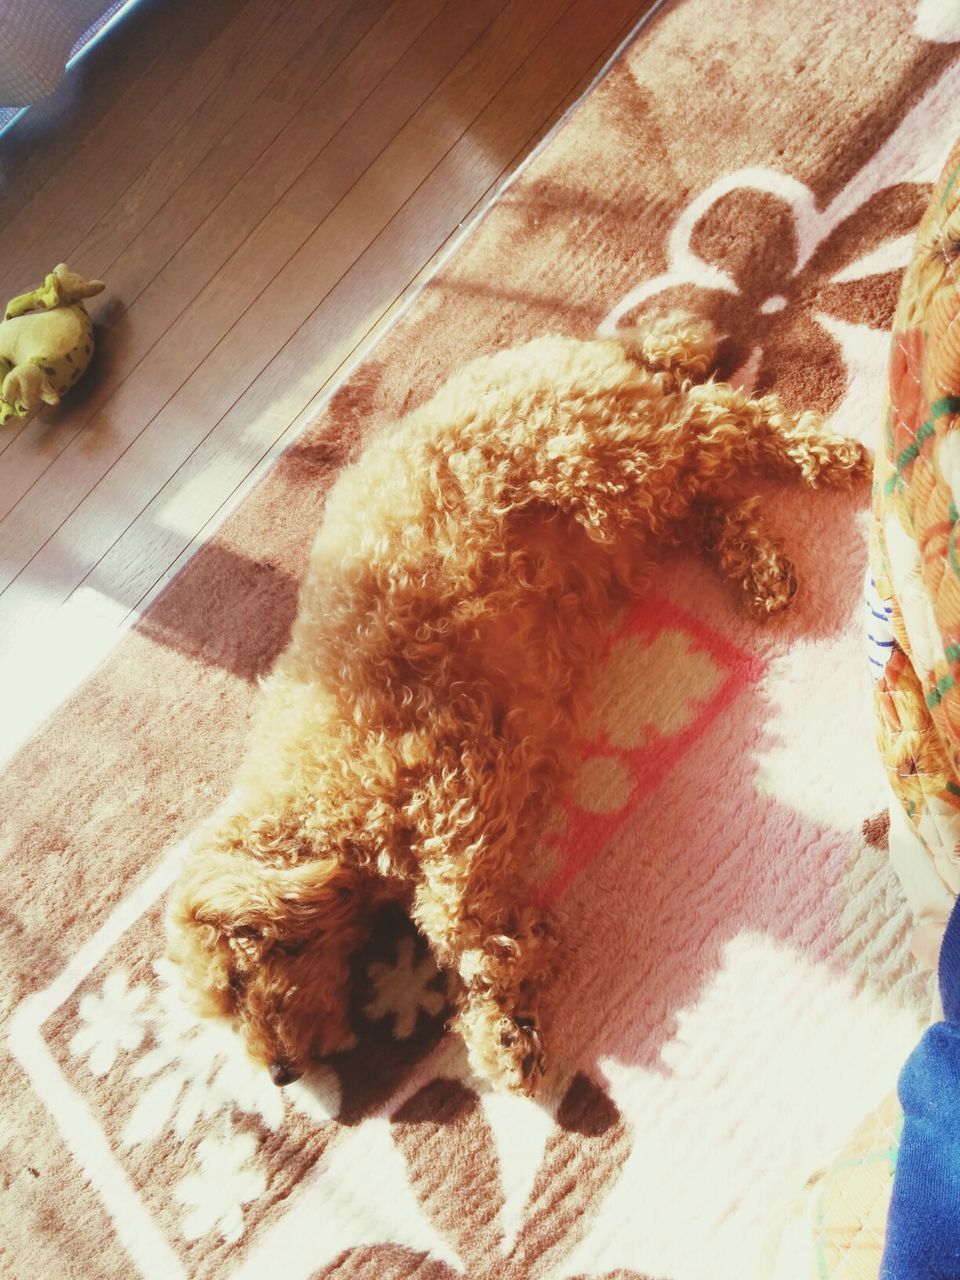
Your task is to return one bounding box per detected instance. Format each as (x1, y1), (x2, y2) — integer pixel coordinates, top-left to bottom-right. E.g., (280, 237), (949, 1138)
(0, 263), (104, 425)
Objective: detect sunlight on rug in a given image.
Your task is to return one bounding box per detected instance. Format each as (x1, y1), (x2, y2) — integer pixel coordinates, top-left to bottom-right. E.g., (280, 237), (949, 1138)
(3, 1), (959, 1277)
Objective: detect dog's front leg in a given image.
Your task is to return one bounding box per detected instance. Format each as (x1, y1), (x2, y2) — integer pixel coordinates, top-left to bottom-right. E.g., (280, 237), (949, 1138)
(412, 865), (559, 1095)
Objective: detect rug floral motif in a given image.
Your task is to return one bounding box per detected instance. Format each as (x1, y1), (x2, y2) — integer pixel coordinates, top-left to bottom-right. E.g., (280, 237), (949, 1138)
(3, 2), (958, 1278)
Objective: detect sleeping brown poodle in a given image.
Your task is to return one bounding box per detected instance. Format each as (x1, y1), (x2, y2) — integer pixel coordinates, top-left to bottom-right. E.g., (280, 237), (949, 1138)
(166, 314), (868, 1094)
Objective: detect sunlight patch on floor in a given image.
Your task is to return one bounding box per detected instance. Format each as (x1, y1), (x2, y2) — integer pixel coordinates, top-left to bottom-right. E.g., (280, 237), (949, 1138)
(560, 930), (923, 1280)
(0, 586), (128, 770)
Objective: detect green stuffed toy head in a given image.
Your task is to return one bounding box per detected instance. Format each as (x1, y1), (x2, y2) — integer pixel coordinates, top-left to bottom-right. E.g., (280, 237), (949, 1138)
(0, 263), (105, 425)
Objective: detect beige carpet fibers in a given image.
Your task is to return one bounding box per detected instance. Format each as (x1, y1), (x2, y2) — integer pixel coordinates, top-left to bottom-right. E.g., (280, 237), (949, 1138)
(4, 2), (960, 1276)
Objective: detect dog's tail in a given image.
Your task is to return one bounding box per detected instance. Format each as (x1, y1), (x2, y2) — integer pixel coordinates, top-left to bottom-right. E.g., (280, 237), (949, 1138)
(610, 310), (718, 385)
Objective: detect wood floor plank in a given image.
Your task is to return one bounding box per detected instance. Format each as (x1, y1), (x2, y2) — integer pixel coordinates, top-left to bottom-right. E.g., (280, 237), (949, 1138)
(0, 0), (650, 664)
(0, 0), (442, 512)
(0, 0), (511, 604)
(66, 0), (350, 281)
(0, 0), (274, 301)
(81, 0), (648, 611)
(68, 0), (363, 282)
(121, 67), (621, 615)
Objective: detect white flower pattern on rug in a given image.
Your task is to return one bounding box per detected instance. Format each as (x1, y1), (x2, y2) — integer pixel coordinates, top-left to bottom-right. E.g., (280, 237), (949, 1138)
(68, 969), (150, 1077)
(67, 957), (340, 1153)
(174, 1126), (266, 1244)
(364, 935), (447, 1040)
(598, 163), (913, 444)
(535, 598), (761, 903)
(570, 627), (726, 819)
(600, 60), (960, 442)
(121, 959), (341, 1147)
(226, 1067), (640, 1280)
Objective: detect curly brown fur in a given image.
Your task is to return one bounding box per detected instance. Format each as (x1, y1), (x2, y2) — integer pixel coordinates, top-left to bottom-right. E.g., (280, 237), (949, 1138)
(166, 313), (869, 1094)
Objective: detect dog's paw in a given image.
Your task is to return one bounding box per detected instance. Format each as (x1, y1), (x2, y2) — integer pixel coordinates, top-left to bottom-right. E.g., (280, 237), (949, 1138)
(744, 556), (798, 618)
(802, 436), (873, 488)
(830, 438), (873, 485)
(493, 1014), (547, 1095)
(456, 999), (548, 1095)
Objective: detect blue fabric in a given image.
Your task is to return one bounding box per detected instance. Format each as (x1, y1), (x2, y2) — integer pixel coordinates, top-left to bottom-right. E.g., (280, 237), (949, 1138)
(881, 895), (960, 1278)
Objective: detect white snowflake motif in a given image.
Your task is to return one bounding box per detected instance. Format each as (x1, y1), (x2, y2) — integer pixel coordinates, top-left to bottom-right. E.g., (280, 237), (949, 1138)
(68, 969), (150, 1077)
(174, 1125), (266, 1244)
(121, 959), (340, 1149)
(364, 935), (446, 1039)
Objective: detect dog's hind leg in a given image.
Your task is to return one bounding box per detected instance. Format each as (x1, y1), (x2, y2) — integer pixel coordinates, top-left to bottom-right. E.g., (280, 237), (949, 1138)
(684, 381), (871, 489)
(411, 865), (559, 1095)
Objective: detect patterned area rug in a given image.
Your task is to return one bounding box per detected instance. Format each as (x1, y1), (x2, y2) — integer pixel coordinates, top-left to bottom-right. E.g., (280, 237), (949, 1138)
(5, 2), (960, 1277)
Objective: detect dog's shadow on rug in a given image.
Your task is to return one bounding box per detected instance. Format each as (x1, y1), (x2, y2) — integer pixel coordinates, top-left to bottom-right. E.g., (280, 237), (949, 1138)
(536, 482), (928, 1119)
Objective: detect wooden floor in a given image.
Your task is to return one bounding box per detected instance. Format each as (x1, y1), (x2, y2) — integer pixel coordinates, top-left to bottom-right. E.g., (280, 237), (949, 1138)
(0, 0), (653, 761)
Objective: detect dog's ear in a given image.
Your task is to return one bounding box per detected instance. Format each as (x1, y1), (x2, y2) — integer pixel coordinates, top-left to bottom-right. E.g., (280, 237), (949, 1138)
(173, 852), (361, 946)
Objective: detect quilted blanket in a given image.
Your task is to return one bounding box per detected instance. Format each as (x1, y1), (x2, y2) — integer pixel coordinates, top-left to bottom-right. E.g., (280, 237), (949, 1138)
(871, 130), (960, 929)
(5, 2), (960, 1277)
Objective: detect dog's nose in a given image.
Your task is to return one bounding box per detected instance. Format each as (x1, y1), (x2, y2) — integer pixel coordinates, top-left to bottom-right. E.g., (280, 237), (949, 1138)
(269, 1060), (302, 1087)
